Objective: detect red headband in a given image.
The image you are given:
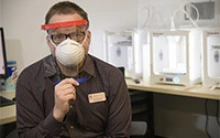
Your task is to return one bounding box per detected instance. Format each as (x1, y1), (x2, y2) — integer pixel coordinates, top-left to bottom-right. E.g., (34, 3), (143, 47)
(41, 20), (88, 30)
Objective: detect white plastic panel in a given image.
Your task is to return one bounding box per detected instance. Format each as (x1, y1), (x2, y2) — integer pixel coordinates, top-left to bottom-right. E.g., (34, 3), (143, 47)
(202, 30), (220, 88)
(108, 44), (133, 76)
(104, 30), (148, 79)
(152, 32), (187, 76)
(207, 35), (220, 78)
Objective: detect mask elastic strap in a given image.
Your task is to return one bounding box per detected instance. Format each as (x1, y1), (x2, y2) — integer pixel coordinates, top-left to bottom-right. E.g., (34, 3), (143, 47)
(49, 36), (57, 49)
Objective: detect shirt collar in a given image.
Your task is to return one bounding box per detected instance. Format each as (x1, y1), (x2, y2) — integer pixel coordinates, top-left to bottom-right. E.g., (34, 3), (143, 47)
(44, 54), (96, 78)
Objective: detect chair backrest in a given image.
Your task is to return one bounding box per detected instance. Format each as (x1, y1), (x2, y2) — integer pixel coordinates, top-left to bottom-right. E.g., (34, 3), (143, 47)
(130, 121), (147, 136)
(5, 129), (19, 138)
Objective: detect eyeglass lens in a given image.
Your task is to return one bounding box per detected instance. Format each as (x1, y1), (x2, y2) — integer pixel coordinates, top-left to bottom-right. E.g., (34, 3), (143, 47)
(51, 32), (86, 44)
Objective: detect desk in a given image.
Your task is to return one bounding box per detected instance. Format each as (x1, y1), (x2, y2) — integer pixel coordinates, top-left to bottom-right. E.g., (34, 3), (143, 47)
(0, 79), (219, 125)
(126, 79), (220, 138)
(0, 91), (16, 125)
(126, 79), (220, 100)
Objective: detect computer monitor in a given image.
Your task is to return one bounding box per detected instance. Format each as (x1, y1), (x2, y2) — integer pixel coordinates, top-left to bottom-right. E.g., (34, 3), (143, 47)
(0, 27), (8, 79)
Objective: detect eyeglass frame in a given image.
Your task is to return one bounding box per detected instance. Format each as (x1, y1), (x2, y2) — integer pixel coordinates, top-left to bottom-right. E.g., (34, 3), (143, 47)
(49, 31), (87, 45)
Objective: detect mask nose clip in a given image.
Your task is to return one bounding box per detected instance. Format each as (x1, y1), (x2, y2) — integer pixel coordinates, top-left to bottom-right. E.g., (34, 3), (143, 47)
(65, 34), (71, 40)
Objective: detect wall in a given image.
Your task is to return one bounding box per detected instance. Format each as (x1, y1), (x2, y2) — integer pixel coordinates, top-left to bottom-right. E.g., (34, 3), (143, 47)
(0, 0), (2, 26)
(1, 0), (138, 74)
(138, 0), (220, 138)
(138, 0), (220, 30)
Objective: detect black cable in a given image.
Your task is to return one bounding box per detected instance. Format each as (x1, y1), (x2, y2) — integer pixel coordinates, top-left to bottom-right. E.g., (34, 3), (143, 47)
(205, 99), (212, 138)
(216, 100), (220, 127)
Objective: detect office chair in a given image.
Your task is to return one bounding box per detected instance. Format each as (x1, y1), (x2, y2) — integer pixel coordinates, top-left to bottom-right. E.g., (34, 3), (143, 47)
(5, 129), (18, 138)
(130, 121), (147, 137)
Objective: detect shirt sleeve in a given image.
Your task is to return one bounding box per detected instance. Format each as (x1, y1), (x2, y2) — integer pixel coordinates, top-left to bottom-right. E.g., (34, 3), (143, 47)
(16, 70), (64, 138)
(105, 69), (132, 137)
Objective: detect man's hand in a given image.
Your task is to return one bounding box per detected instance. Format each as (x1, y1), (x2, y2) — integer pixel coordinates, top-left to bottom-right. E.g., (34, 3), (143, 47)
(53, 78), (79, 122)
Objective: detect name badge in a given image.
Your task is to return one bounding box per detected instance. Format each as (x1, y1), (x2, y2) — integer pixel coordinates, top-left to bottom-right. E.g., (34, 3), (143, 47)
(88, 92), (106, 103)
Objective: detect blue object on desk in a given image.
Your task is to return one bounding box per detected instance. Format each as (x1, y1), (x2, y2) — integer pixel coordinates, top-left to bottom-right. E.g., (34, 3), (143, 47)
(7, 60), (17, 77)
(5, 76), (17, 91)
(4, 60), (18, 91)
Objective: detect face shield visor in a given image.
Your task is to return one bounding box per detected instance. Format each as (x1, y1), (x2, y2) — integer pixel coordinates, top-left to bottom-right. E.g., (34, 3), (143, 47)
(41, 20), (89, 78)
(42, 20), (89, 44)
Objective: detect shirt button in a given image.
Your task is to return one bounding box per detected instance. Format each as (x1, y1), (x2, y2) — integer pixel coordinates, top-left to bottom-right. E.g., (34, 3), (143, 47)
(61, 127), (64, 130)
(70, 105), (73, 108)
(70, 126), (74, 129)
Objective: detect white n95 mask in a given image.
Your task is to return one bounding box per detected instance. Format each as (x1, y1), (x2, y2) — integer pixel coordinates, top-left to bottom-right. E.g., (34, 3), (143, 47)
(55, 38), (85, 66)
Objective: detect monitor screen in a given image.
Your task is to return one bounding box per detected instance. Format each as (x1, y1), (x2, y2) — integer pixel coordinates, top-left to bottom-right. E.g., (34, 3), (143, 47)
(0, 27), (8, 79)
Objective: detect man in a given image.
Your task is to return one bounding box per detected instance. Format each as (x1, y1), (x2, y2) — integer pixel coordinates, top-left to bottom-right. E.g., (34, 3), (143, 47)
(16, 1), (132, 138)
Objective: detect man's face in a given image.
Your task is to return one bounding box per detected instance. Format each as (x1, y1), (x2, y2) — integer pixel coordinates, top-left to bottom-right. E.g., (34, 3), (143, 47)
(46, 13), (91, 57)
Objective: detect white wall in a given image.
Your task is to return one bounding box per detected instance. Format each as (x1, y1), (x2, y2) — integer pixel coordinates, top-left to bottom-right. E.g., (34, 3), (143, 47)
(0, 0), (2, 26)
(1, 0), (138, 74)
(2, 0), (52, 74)
(138, 0), (220, 30)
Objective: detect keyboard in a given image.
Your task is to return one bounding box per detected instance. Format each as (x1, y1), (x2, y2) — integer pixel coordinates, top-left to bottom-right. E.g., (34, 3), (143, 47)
(0, 95), (15, 107)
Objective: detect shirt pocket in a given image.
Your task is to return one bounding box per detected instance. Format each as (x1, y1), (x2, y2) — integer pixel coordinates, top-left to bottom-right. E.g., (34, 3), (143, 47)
(77, 100), (109, 132)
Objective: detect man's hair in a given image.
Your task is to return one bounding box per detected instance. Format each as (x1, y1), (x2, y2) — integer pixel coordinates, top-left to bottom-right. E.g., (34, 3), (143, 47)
(45, 1), (89, 26)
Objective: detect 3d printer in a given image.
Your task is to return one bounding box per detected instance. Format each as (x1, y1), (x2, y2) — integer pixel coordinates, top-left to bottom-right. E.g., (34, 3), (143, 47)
(104, 30), (148, 80)
(150, 30), (202, 86)
(202, 30), (220, 89)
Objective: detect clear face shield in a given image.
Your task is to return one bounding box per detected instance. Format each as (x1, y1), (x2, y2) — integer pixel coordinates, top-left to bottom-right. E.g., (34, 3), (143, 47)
(41, 20), (89, 78)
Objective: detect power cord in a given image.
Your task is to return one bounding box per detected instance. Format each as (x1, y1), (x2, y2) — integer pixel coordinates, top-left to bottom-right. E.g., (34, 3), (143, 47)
(170, 2), (199, 30)
(209, 82), (220, 91)
(216, 100), (220, 127)
(205, 99), (220, 138)
(205, 99), (211, 138)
